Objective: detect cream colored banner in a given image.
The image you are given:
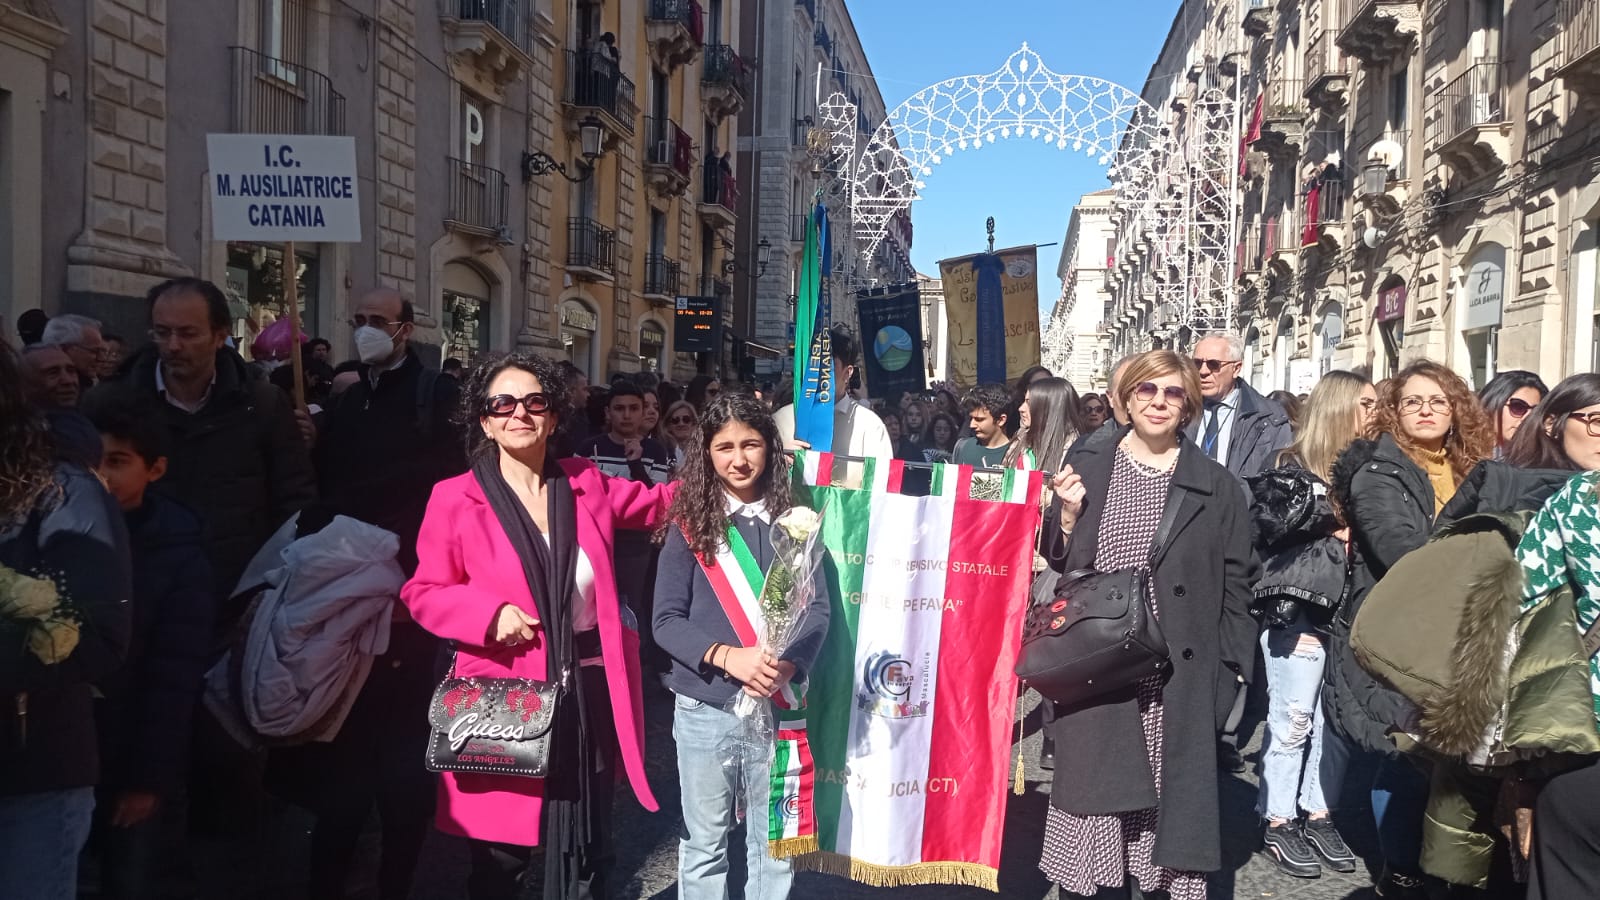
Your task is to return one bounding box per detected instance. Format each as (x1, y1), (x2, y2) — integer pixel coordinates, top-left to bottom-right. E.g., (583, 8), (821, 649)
(936, 246), (1041, 386)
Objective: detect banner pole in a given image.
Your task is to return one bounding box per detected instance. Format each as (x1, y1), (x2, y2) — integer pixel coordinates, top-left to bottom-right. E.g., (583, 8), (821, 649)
(284, 240), (306, 410)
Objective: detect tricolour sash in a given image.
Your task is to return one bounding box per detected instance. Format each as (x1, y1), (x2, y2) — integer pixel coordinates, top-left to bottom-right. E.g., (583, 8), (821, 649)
(690, 520), (818, 858)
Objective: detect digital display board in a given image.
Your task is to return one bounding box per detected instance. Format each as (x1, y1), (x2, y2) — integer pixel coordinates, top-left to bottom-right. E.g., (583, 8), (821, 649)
(673, 295), (721, 354)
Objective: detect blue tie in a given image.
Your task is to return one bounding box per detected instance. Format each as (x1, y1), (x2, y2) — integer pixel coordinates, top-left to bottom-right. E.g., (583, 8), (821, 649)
(1202, 404), (1222, 460)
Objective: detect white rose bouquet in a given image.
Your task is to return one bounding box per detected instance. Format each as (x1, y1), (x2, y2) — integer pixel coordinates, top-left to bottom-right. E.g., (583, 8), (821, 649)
(0, 564), (80, 665)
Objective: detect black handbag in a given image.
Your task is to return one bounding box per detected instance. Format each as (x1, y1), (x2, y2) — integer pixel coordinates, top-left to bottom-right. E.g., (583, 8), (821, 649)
(425, 656), (560, 778)
(1016, 492), (1181, 706)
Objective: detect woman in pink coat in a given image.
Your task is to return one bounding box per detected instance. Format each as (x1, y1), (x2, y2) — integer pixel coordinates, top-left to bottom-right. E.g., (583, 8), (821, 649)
(402, 353), (673, 899)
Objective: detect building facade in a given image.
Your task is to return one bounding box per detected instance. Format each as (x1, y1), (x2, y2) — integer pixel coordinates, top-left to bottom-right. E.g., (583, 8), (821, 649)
(1047, 189), (1117, 390)
(736, 0), (912, 380)
(3, 0), (758, 383)
(1106, 0), (1600, 393)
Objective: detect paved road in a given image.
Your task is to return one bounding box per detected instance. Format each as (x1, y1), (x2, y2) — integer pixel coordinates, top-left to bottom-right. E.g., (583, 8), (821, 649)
(389, 686), (1382, 900)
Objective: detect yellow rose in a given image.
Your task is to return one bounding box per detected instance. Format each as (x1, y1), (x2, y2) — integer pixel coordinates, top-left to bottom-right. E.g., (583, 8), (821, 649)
(28, 617), (80, 665)
(0, 573), (61, 621)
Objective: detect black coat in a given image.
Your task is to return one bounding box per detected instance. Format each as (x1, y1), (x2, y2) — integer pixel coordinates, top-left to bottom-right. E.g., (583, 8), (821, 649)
(1185, 379), (1293, 481)
(1247, 464), (1349, 631)
(1, 465), (132, 794)
(85, 346), (318, 617)
(96, 493), (215, 793)
(1041, 430), (1258, 874)
(1436, 460), (1573, 530)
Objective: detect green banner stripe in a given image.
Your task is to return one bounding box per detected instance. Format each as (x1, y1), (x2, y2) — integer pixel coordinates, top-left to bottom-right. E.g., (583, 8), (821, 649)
(769, 738), (793, 841)
(722, 522), (765, 601)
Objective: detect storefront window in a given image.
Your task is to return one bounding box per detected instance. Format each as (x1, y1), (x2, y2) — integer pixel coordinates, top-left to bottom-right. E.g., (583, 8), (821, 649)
(639, 320), (666, 373)
(1462, 243), (1505, 390)
(561, 300), (599, 377)
(225, 242), (318, 362)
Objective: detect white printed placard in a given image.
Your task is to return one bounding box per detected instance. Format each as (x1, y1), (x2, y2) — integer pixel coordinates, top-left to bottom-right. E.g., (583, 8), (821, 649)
(207, 134), (361, 242)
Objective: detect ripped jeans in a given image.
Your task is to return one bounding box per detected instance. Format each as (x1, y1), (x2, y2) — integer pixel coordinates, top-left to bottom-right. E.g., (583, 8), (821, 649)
(1255, 627), (1334, 822)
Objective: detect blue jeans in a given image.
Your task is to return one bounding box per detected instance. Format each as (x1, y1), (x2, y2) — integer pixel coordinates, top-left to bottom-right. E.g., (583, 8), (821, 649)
(1372, 756), (1429, 877)
(0, 787), (96, 900)
(1256, 628), (1333, 821)
(673, 693), (793, 900)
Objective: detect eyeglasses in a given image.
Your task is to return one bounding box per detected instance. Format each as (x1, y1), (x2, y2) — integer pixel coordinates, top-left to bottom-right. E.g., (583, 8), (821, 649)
(1568, 412), (1600, 437)
(148, 326), (210, 344)
(484, 392), (552, 417)
(1083, 404), (1106, 414)
(1191, 358), (1240, 373)
(1133, 382), (1188, 406)
(1399, 395), (1452, 416)
(348, 314), (405, 332)
(1505, 397), (1535, 419)
(668, 415), (695, 426)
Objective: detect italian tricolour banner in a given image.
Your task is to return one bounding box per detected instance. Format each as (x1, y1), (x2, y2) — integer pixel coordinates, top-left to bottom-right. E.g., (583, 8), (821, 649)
(791, 450), (1042, 889)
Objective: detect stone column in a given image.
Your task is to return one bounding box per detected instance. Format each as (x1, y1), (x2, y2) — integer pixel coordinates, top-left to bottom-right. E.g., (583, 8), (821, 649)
(519, 12), (562, 351)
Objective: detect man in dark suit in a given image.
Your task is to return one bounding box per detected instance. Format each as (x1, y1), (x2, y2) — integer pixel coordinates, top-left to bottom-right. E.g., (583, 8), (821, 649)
(1186, 331), (1291, 771)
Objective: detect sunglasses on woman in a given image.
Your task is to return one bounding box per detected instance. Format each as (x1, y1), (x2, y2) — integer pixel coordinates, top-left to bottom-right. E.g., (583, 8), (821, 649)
(1133, 382), (1188, 405)
(668, 415), (695, 426)
(483, 392), (551, 417)
(1505, 397), (1535, 418)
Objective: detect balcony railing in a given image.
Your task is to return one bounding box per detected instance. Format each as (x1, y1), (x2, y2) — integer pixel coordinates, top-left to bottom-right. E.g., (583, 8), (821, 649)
(791, 213), (808, 242)
(445, 158), (509, 234)
(567, 217), (616, 275)
(229, 46), (346, 135)
(1304, 173), (1347, 237)
(643, 253), (681, 297)
(1305, 29), (1349, 102)
(564, 49), (637, 135)
(1559, 0), (1600, 71)
(1337, 0), (1422, 65)
(439, 0), (524, 47)
(702, 159), (738, 210)
(647, 0), (705, 42)
(703, 44), (747, 93)
(1427, 59), (1506, 149)
(1265, 78), (1306, 118)
(644, 116), (693, 176)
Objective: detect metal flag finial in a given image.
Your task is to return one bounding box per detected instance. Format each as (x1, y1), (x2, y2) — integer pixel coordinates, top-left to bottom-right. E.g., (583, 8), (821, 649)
(986, 216), (996, 253)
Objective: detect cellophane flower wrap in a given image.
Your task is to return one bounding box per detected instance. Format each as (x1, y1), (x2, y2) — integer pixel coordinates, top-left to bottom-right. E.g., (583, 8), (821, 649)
(0, 564), (80, 665)
(719, 503), (827, 837)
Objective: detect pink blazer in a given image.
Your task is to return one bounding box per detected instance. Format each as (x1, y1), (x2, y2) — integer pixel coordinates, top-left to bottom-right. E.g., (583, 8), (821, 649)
(401, 458), (674, 846)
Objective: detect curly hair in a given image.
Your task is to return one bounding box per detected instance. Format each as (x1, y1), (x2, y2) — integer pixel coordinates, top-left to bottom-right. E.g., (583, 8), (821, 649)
(661, 394), (793, 560)
(456, 352), (575, 462)
(1368, 360), (1493, 479)
(0, 343), (58, 520)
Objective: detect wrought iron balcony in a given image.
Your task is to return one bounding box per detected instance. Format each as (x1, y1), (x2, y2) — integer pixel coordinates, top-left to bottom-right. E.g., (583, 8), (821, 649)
(642, 253), (682, 301)
(1557, 0), (1600, 89)
(1243, 0), (1272, 38)
(643, 116), (693, 197)
(698, 159), (738, 227)
(1305, 29), (1351, 112)
(646, 0), (703, 69)
(1427, 60), (1511, 177)
(1336, 0), (1421, 67)
(445, 157), (509, 237)
(229, 46), (346, 135)
(702, 44), (748, 120)
(1304, 171), (1349, 250)
(563, 49), (636, 140)
(438, 0), (531, 91)
(567, 217), (617, 280)
(1254, 79), (1305, 158)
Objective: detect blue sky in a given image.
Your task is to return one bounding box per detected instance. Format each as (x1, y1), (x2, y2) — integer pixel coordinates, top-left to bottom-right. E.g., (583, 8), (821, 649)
(846, 1), (1180, 308)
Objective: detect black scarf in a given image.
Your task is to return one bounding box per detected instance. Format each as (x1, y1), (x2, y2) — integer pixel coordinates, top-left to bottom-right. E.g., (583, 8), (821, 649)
(471, 455), (592, 899)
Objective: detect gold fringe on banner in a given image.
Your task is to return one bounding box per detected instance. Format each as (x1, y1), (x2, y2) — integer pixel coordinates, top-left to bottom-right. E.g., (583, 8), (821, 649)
(768, 835), (819, 859)
(792, 851), (1000, 892)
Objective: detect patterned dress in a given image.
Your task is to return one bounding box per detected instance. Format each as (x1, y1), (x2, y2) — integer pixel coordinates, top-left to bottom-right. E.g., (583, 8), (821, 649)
(1516, 471), (1600, 727)
(1039, 445), (1207, 900)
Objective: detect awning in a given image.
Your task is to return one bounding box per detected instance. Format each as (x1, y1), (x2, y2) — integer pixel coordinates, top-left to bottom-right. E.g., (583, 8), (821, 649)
(740, 339), (783, 360)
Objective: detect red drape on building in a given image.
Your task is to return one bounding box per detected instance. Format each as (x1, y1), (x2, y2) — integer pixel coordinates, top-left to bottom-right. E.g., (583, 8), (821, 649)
(1240, 93), (1264, 176)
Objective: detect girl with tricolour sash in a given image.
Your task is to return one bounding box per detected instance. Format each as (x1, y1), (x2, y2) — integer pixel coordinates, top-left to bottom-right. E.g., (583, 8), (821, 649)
(653, 394), (831, 900)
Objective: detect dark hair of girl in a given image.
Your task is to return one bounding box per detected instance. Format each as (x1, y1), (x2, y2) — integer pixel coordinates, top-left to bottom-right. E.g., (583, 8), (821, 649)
(457, 352), (574, 462)
(686, 374), (720, 410)
(1478, 370), (1548, 428)
(661, 393), (794, 559)
(0, 344), (58, 521)
(1009, 365), (1053, 414)
(1003, 377), (1083, 469)
(928, 412), (960, 453)
(1504, 373), (1600, 471)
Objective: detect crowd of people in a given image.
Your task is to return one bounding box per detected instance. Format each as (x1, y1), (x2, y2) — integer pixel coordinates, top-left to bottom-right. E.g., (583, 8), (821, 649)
(4, 275), (1600, 900)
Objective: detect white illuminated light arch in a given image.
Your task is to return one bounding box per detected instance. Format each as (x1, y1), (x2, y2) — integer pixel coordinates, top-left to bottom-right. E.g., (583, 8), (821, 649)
(814, 44), (1238, 364)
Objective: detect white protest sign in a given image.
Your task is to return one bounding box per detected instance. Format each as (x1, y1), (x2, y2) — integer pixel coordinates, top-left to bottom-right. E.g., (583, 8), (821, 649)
(207, 134), (361, 242)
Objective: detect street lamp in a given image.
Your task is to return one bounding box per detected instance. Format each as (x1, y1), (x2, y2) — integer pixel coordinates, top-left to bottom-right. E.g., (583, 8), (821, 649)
(721, 237), (773, 277)
(522, 115), (608, 183)
(1361, 159), (1390, 197)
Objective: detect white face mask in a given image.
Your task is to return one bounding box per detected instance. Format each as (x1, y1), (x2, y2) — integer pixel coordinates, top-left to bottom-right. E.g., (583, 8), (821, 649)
(353, 325), (397, 365)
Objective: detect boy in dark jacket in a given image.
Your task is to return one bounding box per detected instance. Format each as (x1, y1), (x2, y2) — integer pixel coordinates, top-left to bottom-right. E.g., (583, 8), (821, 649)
(88, 408), (214, 899)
